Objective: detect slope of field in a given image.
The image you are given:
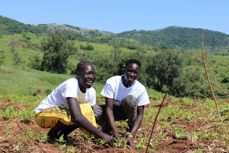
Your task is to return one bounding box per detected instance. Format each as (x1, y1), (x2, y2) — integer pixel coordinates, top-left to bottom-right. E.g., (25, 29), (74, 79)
(0, 94), (228, 152)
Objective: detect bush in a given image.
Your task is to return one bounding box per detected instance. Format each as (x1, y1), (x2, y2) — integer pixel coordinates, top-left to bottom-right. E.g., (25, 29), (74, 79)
(171, 68), (210, 97)
(28, 55), (42, 70)
(0, 50), (5, 65)
(86, 44), (94, 50)
(146, 51), (183, 92)
(221, 77), (229, 83)
(80, 44), (94, 50)
(40, 33), (77, 73)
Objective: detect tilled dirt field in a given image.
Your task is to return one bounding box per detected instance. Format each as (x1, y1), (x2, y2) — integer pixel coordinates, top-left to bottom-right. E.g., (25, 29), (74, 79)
(0, 97), (228, 153)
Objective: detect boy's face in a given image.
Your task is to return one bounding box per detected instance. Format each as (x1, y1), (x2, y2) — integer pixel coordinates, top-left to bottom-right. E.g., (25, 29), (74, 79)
(124, 63), (140, 84)
(79, 64), (96, 88)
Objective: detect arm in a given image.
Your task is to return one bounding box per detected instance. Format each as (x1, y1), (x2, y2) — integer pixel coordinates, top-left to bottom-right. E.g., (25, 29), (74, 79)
(127, 105), (145, 146)
(67, 97), (113, 143)
(105, 97), (119, 138)
(130, 105), (145, 138)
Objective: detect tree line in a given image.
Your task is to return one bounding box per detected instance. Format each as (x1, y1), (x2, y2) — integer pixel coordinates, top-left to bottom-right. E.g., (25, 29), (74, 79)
(25, 33), (229, 98)
(2, 33), (225, 98)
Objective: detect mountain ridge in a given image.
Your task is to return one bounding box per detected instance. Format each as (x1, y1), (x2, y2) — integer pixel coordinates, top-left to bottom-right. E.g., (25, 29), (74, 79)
(117, 26), (229, 50)
(1, 15), (229, 50)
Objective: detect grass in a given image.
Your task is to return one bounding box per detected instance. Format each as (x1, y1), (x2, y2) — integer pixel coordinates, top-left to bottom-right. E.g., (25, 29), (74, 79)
(0, 65), (70, 95)
(143, 97), (229, 151)
(0, 33), (228, 152)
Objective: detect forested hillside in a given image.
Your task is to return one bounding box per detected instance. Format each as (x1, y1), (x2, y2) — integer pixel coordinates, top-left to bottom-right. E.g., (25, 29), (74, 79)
(1, 16), (229, 50)
(117, 26), (229, 51)
(0, 15), (229, 98)
(0, 16), (47, 34)
(0, 15), (114, 43)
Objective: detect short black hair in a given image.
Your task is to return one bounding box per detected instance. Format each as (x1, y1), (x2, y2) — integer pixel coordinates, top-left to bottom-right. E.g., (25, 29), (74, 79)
(75, 61), (93, 76)
(125, 59), (141, 68)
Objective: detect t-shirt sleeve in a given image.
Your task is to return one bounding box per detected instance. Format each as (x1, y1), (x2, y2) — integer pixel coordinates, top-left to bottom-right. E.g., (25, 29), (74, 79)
(61, 79), (78, 98)
(137, 89), (150, 106)
(101, 83), (114, 99)
(88, 88), (96, 106)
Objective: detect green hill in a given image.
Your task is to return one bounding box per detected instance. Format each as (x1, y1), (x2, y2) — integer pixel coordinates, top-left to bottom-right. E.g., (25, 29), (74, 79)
(1, 16), (229, 50)
(0, 16), (47, 34)
(117, 26), (229, 51)
(0, 15), (114, 43)
(0, 15), (228, 98)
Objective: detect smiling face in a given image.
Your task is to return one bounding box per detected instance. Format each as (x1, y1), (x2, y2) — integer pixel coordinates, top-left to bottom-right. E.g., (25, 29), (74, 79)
(123, 63), (140, 87)
(78, 64), (96, 92)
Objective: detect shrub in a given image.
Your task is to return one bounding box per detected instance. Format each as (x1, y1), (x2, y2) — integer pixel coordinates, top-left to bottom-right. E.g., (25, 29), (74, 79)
(171, 68), (210, 97)
(40, 33), (77, 73)
(146, 51), (183, 92)
(221, 77), (229, 83)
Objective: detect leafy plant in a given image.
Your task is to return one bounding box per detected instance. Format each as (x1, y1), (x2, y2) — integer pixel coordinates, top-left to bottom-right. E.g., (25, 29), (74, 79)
(13, 143), (23, 151)
(40, 33), (77, 73)
(146, 51), (183, 93)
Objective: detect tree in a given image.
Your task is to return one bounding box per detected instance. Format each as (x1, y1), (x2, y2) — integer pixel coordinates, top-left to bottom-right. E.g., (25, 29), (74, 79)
(146, 51), (183, 92)
(29, 55), (42, 70)
(171, 67), (210, 97)
(111, 43), (121, 74)
(9, 41), (21, 65)
(93, 41), (122, 81)
(40, 33), (76, 73)
(86, 44), (94, 50)
(79, 43), (94, 50)
(0, 50), (5, 65)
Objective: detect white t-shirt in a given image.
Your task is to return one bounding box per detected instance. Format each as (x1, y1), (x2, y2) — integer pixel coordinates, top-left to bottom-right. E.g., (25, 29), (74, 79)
(101, 76), (150, 106)
(34, 78), (96, 114)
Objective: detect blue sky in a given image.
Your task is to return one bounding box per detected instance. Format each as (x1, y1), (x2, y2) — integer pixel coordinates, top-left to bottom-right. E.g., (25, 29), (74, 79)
(1, 0), (229, 34)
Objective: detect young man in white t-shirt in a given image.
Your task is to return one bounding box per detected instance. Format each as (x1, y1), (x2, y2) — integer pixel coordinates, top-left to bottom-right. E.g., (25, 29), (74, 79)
(34, 61), (114, 144)
(95, 59), (150, 147)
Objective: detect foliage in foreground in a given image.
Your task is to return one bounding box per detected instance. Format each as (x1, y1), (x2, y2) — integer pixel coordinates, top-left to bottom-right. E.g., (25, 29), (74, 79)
(0, 94), (228, 152)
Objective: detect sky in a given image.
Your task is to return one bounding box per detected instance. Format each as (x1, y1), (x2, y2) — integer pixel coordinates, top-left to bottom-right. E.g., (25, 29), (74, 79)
(0, 0), (229, 34)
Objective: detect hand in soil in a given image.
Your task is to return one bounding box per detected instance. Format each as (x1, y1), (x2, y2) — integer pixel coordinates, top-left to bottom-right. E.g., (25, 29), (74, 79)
(126, 137), (134, 147)
(103, 134), (115, 146)
(112, 130), (119, 139)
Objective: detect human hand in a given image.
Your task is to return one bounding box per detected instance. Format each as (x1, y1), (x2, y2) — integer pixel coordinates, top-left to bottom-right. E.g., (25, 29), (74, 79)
(112, 130), (119, 139)
(102, 134), (115, 146)
(92, 104), (102, 117)
(126, 137), (134, 147)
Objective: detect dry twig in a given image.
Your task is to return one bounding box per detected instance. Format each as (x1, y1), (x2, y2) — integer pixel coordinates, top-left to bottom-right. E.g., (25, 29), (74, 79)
(17, 123), (47, 153)
(200, 33), (229, 141)
(145, 93), (167, 153)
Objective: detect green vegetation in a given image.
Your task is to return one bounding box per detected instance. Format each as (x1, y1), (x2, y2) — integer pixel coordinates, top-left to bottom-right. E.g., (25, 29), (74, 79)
(0, 15), (228, 153)
(0, 65), (70, 95)
(1, 94), (228, 152)
(117, 26), (229, 51)
(146, 51), (183, 92)
(0, 31), (228, 98)
(0, 15), (47, 35)
(1, 16), (229, 50)
(39, 33), (77, 73)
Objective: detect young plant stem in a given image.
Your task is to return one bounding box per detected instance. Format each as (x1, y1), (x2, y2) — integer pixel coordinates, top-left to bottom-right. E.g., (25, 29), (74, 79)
(201, 33), (229, 141)
(145, 93), (167, 153)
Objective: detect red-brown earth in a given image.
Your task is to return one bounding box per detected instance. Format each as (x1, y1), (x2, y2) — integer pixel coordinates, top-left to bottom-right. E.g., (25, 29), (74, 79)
(0, 97), (228, 153)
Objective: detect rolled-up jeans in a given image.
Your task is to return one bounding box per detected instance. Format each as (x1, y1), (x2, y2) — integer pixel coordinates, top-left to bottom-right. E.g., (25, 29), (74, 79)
(92, 95), (137, 132)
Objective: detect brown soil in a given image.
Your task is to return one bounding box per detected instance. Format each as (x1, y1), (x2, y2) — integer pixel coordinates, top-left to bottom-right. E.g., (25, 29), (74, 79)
(0, 97), (228, 153)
